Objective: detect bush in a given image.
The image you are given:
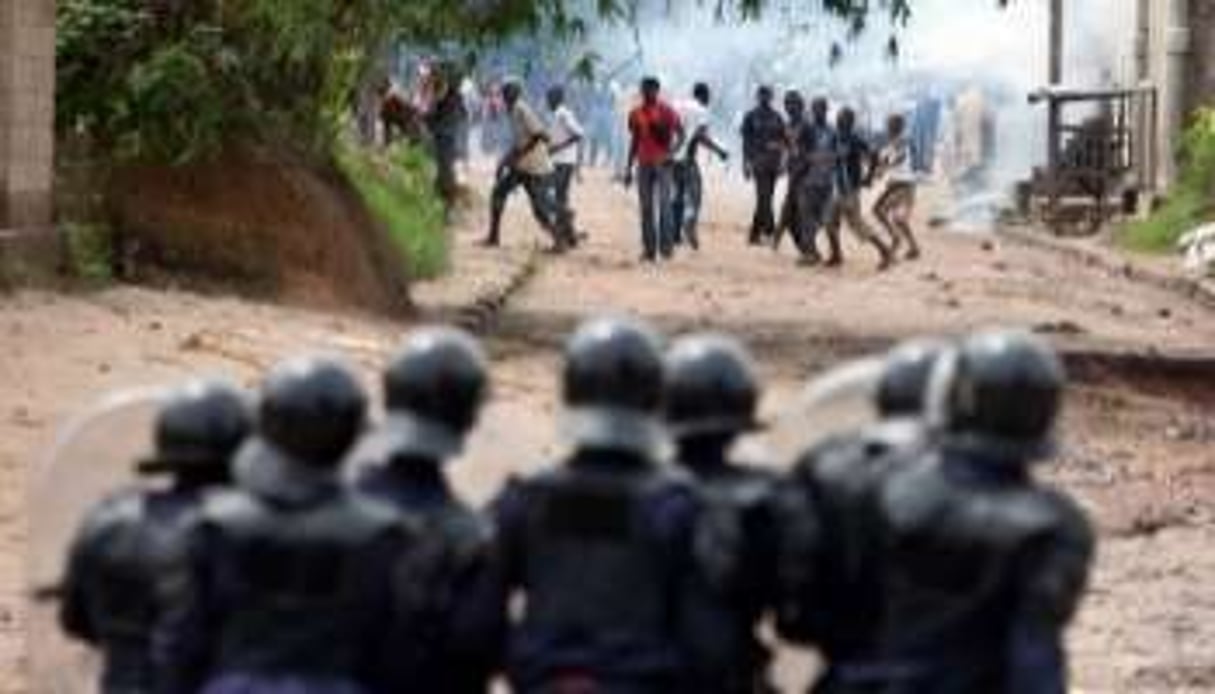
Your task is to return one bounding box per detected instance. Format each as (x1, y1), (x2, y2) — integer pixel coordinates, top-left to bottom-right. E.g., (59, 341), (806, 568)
(1121, 108), (1215, 252)
(337, 143), (448, 279)
(61, 221), (114, 282)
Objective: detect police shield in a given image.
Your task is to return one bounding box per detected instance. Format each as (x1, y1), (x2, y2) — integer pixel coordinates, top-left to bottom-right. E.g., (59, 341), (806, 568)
(763, 356), (886, 461)
(28, 387), (168, 694)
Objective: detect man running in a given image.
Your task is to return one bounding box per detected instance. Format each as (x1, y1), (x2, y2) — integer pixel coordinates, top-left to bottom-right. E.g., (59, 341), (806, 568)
(625, 76), (685, 263)
(825, 107), (893, 270)
(740, 86), (786, 245)
(484, 80), (573, 251)
(873, 113), (922, 260)
(673, 83), (729, 250)
(547, 86), (585, 238)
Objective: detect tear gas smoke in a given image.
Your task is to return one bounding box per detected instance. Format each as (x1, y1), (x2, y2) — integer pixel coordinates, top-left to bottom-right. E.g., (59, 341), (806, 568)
(585, 0), (1138, 231)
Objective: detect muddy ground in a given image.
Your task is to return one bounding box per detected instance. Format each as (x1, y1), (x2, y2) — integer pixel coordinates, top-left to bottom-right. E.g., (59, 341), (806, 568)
(2, 167), (1213, 692)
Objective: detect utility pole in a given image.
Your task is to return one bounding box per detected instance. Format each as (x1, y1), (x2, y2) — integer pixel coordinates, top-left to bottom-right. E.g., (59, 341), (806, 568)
(1047, 0), (1064, 174)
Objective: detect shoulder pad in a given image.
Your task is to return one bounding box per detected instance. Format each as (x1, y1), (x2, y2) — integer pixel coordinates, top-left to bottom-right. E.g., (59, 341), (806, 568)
(77, 489), (146, 540)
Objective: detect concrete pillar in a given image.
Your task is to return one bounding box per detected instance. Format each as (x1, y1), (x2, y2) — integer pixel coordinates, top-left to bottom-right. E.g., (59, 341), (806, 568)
(1162, 0), (1190, 184)
(0, 0), (56, 230)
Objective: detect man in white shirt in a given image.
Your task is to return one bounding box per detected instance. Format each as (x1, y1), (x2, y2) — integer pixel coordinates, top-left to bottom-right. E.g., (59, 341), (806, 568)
(484, 80), (573, 251)
(547, 86), (585, 237)
(674, 83), (729, 250)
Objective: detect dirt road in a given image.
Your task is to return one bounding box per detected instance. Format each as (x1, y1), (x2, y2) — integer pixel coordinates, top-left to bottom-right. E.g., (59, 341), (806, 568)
(2, 168), (1214, 691)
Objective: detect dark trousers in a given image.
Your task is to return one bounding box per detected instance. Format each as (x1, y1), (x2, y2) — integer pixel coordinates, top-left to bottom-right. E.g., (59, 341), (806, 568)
(553, 164), (576, 209)
(488, 169), (569, 245)
(750, 169), (780, 243)
(673, 160), (703, 248)
(637, 163), (675, 259)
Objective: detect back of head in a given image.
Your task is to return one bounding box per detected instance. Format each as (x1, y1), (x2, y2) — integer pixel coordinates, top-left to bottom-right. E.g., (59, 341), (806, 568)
(258, 356), (368, 471)
(564, 316), (664, 414)
(693, 82), (711, 105)
(547, 85), (565, 108)
(143, 379), (252, 485)
(877, 339), (950, 419)
(942, 330), (1065, 462)
(664, 334), (760, 440)
(383, 326), (488, 438)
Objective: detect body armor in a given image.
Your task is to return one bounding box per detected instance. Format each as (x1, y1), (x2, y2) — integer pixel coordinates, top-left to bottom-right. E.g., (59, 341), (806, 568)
(159, 487), (404, 693)
(495, 451), (698, 692)
(60, 489), (205, 693)
(870, 451), (1094, 694)
(683, 461), (780, 694)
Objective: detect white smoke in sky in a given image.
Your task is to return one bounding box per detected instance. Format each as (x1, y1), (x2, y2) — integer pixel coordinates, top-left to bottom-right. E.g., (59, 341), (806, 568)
(586, 0), (1139, 229)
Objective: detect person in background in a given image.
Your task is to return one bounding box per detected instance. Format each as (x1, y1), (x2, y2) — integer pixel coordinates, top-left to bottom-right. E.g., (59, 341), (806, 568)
(625, 76), (685, 263)
(484, 79), (574, 252)
(547, 86), (586, 240)
(740, 86), (787, 246)
(824, 107), (893, 270)
(674, 83), (730, 250)
(426, 65), (469, 219)
(873, 113), (922, 260)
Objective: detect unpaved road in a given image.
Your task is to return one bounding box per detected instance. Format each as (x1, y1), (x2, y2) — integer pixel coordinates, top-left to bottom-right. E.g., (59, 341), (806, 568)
(2, 168), (1214, 692)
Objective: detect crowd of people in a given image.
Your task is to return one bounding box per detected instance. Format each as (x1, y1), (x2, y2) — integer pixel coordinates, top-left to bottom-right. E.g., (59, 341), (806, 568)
(475, 74), (931, 270)
(57, 315), (1095, 693)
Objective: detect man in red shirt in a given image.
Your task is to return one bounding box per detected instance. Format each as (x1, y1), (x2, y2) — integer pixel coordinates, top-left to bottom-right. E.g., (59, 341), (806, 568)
(625, 77), (684, 262)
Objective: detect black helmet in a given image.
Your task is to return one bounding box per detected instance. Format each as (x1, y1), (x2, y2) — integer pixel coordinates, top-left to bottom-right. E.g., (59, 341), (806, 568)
(876, 339), (950, 418)
(257, 356), (368, 470)
(562, 317), (665, 454)
(138, 380), (252, 478)
(664, 334), (761, 437)
(376, 326), (489, 459)
(942, 330), (1065, 461)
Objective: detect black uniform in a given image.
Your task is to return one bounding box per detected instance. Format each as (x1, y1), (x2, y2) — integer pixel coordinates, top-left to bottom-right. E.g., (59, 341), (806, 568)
(665, 333), (779, 693)
(354, 326), (500, 693)
(866, 331), (1094, 694)
(775, 340), (948, 693)
(155, 358), (411, 694)
(489, 317), (704, 693)
(60, 380), (250, 694)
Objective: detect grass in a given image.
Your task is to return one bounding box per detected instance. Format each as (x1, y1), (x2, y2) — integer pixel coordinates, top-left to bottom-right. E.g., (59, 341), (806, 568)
(1119, 109), (1215, 253)
(61, 221), (114, 282)
(336, 142), (449, 280)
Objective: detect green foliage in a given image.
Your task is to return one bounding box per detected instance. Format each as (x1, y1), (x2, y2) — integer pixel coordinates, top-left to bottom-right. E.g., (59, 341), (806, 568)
(61, 221), (114, 282)
(336, 143), (449, 279)
(1121, 108), (1215, 252)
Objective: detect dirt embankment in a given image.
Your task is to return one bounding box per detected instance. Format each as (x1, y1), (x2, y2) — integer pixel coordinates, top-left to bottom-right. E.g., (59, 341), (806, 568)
(107, 146), (411, 313)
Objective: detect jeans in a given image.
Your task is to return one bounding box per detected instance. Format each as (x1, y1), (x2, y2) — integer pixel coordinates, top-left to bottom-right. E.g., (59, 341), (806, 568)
(637, 163), (675, 259)
(488, 169), (569, 245)
(750, 168), (780, 243)
(673, 160), (703, 248)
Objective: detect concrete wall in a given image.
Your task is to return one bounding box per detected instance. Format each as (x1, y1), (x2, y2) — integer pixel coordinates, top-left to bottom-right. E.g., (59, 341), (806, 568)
(0, 0), (56, 229)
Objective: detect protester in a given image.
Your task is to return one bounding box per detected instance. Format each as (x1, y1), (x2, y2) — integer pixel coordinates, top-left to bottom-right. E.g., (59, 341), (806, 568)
(484, 79), (574, 251)
(824, 107), (893, 270)
(741, 86), (787, 246)
(674, 83), (730, 250)
(546, 86), (586, 239)
(874, 113), (923, 260)
(625, 76), (685, 263)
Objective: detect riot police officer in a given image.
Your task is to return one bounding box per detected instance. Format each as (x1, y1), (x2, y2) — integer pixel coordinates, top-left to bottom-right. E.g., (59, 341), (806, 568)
(489, 316), (702, 693)
(870, 330), (1094, 693)
(355, 326), (500, 692)
(664, 334), (779, 693)
(156, 356), (411, 694)
(60, 380), (251, 694)
(775, 339), (949, 693)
